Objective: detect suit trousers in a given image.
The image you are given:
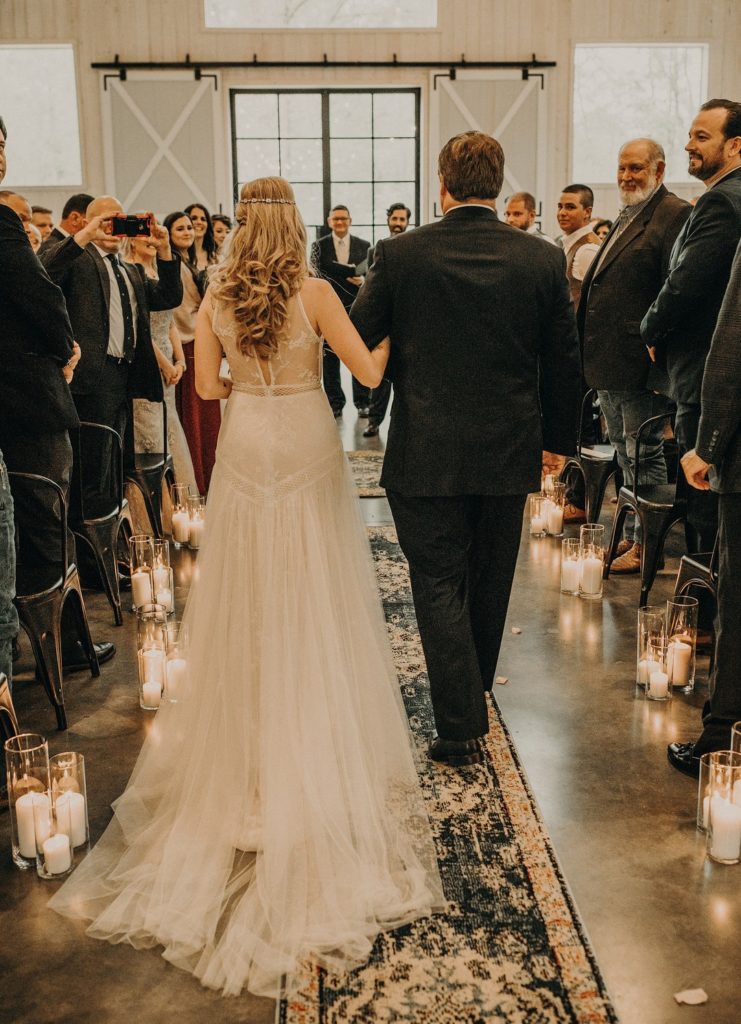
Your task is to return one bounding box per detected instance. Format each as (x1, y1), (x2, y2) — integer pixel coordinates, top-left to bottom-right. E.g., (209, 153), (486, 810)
(695, 492), (741, 754)
(368, 378), (392, 427)
(386, 491), (527, 742)
(0, 452), (19, 686)
(72, 357), (130, 514)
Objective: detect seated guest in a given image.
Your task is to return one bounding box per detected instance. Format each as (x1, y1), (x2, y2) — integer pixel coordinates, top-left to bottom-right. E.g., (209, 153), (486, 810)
(31, 205), (54, 241)
(504, 191), (557, 244)
(211, 213), (232, 252)
(0, 131), (114, 674)
(40, 192), (94, 251)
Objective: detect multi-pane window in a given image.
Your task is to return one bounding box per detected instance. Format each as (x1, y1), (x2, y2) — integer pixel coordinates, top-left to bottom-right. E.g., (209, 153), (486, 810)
(231, 89), (419, 243)
(0, 44), (83, 186)
(206, 0), (437, 29)
(572, 44), (708, 184)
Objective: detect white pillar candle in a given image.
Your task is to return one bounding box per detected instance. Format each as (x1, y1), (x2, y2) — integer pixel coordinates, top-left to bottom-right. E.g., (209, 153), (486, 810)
(648, 670), (669, 699)
(15, 791), (51, 858)
(131, 570), (152, 609)
(667, 640), (692, 686)
(530, 514), (546, 535)
(42, 833), (72, 875)
(55, 790), (87, 847)
(561, 560), (580, 592)
(141, 679), (162, 708)
(547, 505), (564, 535)
(733, 778), (741, 806)
(544, 474), (555, 492)
(140, 648), (165, 684)
(638, 659), (649, 685)
(580, 556), (603, 595)
(710, 796), (741, 861)
(172, 511), (190, 544)
(155, 587), (173, 613)
(188, 519), (204, 548)
(152, 566), (169, 591)
(703, 794), (710, 830)
(166, 657), (187, 699)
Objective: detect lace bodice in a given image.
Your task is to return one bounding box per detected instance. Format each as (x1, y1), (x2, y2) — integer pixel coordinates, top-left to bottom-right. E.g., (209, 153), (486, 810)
(213, 294), (322, 395)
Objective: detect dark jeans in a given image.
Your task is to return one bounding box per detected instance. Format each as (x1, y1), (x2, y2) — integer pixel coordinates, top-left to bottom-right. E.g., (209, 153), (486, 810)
(387, 491), (527, 742)
(695, 492), (741, 755)
(322, 344), (370, 413)
(0, 451), (18, 687)
(368, 378), (392, 427)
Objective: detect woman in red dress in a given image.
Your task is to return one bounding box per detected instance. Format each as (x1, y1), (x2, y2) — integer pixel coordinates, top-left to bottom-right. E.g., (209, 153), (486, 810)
(164, 210), (221, 494)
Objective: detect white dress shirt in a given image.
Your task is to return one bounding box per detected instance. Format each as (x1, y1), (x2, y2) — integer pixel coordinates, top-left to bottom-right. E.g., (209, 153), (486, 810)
(93, 244), (138, 357)
(561, 223), (600, 281)
(332, 232), (350, 264)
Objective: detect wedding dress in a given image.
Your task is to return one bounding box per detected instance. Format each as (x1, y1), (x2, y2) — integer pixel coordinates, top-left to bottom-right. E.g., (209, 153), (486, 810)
(49, 292), (444, 998)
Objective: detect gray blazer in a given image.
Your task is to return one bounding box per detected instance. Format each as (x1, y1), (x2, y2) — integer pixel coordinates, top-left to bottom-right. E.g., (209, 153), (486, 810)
(696, 238), (741, 494)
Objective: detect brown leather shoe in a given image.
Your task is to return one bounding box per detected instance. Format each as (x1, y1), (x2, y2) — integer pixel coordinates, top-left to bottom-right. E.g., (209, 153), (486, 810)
(610, 542), (642, 574)
(613, 539), (633, 559)
(563, 502), (587, 524)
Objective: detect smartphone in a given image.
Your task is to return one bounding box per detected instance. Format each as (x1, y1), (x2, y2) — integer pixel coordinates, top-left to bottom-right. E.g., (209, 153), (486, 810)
(110, 214), (152, 237)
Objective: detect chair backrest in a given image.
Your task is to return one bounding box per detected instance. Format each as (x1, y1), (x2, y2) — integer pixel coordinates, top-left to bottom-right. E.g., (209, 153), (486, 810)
(577, 387), (606, 450)
(632, 411), (676, 499)
(77, 421), (125, 519)
(0, 673), (20, 745)
(8, 471), (71, 592)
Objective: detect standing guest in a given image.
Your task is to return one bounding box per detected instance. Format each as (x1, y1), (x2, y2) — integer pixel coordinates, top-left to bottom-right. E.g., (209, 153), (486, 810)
(123, 233), (197, 502)
(670, 238), (741, 775)
(184, 203), (218, 276)
(352, 131), (581, 766)
(642, 99), (741, 553)
(311, 205), (371, 417)
(0, 125), (114, 676)
(31, 205), (54, 240)
(504, 191), (557, 244)
(361, 203), (411, 438)
(593, 219), (613, 242)
(165, 211), (221, 494)
(25, 221), (42, 252)
(40, 192), (93, 251)
(580, 138), (690, 574)
(211, 213), (232, 251)
(41, 197), (182, 511)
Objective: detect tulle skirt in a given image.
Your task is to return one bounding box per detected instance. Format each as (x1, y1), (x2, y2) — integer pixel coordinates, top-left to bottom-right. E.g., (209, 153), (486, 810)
(49, 389), (443, 998)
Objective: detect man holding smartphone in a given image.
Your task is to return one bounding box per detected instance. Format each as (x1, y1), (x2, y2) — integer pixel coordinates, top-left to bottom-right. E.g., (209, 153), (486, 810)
(41, 196), (182, 510)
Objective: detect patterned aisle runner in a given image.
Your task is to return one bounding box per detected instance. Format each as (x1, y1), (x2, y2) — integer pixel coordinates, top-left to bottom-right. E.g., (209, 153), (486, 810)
(347, 450), (385, 497)
(280, 526), (618, 1024)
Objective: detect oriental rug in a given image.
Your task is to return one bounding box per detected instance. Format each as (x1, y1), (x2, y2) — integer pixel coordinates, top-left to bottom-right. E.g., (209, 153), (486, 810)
(347, 450), (385, 497)
(279, 526), (617, 1024)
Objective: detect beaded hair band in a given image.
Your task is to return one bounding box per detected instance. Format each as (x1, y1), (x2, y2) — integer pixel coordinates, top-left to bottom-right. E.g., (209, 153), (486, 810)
(241, 198), (296, 205)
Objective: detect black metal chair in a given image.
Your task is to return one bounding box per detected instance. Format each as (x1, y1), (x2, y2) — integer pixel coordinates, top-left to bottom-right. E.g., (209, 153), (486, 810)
(125, 401), (174, 539)
(559, 389), (619, 523)
(0, 672), (20, 746)
(72, 422), (133, 626)
(603, 411), (688, 607)
(8, 472), (100, 730)
(674, 535), (719, 600)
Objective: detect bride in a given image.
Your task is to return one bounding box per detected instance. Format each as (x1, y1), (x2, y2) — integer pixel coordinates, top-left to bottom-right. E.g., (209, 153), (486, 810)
(49, 177), (444, 998)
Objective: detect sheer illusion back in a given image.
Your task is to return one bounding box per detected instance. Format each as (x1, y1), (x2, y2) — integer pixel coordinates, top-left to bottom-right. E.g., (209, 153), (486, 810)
(49, 281), (443, 1000)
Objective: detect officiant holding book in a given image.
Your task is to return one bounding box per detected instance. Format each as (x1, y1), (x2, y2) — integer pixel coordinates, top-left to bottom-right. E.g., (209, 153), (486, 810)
(311, 204), (371, 416)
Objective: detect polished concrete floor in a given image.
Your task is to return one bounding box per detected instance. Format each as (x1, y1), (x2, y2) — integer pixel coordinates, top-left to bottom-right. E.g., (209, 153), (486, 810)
(2, 404), (738, 1024)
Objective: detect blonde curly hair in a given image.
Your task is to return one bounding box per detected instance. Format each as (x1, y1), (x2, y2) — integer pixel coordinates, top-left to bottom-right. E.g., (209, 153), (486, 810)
(210, 177), (309, 357)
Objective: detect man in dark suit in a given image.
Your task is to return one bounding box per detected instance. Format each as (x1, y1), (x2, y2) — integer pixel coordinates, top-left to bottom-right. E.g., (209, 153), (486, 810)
(40, 192), (93, 253)
(669, 239), (741, 775)
(580, 138), (690, 574)
(0, 125), (113, 673)
(311, 205), (370, 416)
(361, 202), (411, 437)
(351, 131), (581, 766)
(642, 99), (741, 552)
(41, 195), (182, 510)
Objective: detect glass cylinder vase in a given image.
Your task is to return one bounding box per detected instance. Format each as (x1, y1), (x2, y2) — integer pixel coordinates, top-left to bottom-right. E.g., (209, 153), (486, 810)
(529, 495), (547, 537)
(579, 523), (605, 600)
(637, 605), (666, 688)
(560, 538), (581, 594)
(137, 603), (169, 710)
(151, 539), (174, 615)
(697, 752), (713, 832)
(35, 803), (74, 880)
(50, 751), (89, 852)
(545, 481), (566, 538)
(645, 636), (671, 701)
(666, 595), (699, 693)
(706, 751), (741, 865)
(129, 533), (155, 611)
(187, 495), (206, 550)
(4, 733), (51, 869)
(165, 621), (189, 703)
(170, 483), (192, 547)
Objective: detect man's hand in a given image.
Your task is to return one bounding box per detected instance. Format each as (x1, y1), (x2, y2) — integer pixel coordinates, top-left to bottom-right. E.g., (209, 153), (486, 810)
(646, 345), (657, 363)
(346, 275), (363, 287)
(681, 449), (712, 490)
(62, 341), (81, 383)
(73, 214), (112, 249)
(149, 213), (173, 259)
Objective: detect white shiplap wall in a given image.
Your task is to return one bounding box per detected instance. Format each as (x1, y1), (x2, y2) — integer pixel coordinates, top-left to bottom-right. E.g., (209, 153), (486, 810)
(2, 0), (739, 233)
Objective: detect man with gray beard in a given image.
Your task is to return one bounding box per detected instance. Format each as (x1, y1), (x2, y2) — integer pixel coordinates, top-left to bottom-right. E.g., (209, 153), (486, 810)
(578, 138), (690, 573)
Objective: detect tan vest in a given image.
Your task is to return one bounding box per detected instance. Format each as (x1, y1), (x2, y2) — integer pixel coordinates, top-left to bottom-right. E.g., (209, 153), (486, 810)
(565, 231), (600, 309)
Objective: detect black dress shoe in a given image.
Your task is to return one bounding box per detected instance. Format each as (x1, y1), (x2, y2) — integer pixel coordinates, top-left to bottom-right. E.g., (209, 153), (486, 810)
(62, 641), (116, 674)
(667, 741), (701, 779)
(356, 407), (370, 418)
(429, 735), (484, 767)
(362, 423), (379, 438)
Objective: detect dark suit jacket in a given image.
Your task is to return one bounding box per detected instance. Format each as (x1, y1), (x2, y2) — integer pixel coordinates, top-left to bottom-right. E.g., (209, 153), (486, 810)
(0, 205), (79, 445)
(350, 206), (581, 496)
(641, 166), (741, 405)
(39, 226), (67, 254)
(40, 238), (183, 402)
(580, 186), (690, 391)
(696, 238), (741, 494)
(311, 232), (370, 310)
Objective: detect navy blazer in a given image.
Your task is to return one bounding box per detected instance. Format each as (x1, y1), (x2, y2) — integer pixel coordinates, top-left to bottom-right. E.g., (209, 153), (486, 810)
(41, 238), (183, 402)
(350, 206), (581, 496)
(641, 166), (741, 405)
(0, 205), (79, 444)
(696, 238), (741, 494)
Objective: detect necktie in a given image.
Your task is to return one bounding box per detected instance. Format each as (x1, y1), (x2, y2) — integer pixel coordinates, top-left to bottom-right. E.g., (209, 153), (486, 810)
(107, 253), (136, 362)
